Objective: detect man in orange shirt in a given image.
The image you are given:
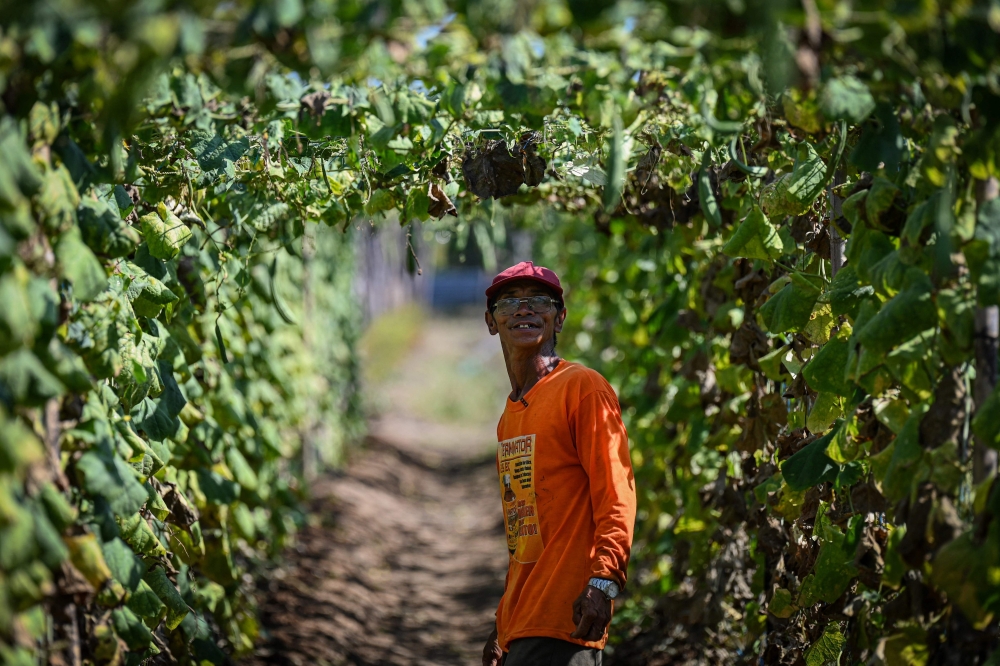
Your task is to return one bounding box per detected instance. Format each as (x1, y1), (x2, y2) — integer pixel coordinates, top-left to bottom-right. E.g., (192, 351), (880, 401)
(481, 261), (636, 666)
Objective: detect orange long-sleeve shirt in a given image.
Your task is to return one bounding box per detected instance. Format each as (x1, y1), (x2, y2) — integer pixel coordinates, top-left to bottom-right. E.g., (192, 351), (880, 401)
(494, 360), (636, 651)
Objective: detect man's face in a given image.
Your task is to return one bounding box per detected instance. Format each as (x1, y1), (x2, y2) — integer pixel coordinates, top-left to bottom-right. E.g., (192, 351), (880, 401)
(485, 279), (566, 351)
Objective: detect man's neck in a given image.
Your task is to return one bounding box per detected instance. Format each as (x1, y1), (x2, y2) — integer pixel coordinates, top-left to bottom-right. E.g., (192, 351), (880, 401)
(504, 345), (560, 402)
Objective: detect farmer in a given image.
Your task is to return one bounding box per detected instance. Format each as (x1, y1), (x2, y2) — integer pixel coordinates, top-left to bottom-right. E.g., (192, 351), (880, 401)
(482, 261), (636, 666)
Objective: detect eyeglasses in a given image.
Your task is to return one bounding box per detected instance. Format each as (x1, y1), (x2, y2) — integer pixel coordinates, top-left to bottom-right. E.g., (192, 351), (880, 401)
(492, 295), (559, 316)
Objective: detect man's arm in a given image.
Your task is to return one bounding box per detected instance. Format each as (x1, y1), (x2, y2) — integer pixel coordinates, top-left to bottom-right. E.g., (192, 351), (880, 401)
(482, 626), (502, 666)
(569, 390), (636, 640)
(573, 390), (636, 586)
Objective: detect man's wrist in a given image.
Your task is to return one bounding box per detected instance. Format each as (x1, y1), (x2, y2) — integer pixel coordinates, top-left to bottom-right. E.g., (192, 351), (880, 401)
(587, 577), (620, 600)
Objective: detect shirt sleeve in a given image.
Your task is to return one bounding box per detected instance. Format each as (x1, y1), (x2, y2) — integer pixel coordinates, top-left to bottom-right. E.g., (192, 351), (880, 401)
(571, 390), (636, 587)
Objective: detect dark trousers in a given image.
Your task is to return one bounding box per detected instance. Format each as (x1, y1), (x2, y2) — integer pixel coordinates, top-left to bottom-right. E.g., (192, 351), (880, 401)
(502, 637), (603, 666)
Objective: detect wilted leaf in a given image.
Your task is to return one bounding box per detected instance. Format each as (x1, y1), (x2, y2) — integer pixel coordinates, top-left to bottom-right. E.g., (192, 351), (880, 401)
(427, 183), (457, 218)
(64, 534), (112, 589)
(462, 137), (546, 200)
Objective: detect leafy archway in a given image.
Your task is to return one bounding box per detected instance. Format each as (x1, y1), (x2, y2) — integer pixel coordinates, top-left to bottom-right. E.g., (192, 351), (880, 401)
(2, 0), (1000, 663)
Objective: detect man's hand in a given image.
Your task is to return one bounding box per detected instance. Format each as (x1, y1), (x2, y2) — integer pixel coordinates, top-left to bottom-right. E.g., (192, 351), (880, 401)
(482, 627), (503, 666)
(570, 585), (612, 642)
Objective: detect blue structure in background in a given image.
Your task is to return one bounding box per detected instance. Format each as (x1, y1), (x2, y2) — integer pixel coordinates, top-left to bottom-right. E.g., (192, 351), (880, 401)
(431, 269), (494, 309)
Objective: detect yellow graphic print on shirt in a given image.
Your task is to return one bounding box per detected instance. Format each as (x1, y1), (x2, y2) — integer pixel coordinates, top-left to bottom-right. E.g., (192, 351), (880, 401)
(497, 434), (543, 563)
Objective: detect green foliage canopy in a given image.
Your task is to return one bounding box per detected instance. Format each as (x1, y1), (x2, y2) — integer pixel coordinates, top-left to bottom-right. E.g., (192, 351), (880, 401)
(2, 0), (1000, 663)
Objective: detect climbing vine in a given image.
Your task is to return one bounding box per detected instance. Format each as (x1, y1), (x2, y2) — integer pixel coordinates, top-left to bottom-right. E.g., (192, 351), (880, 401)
(2, 0), (1000, 664)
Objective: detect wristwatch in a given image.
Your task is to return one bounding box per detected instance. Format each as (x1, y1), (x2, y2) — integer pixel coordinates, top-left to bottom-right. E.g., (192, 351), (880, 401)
(588, 577), (621, 600)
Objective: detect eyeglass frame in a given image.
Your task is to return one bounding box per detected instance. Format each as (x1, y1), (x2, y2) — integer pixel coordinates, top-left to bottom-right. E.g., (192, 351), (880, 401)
(491, 295), (563, 317)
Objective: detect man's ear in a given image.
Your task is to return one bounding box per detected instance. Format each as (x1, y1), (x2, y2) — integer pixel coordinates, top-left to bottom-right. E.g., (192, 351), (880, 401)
(554, 307), (567, 333)
(485, 309), (499, 336)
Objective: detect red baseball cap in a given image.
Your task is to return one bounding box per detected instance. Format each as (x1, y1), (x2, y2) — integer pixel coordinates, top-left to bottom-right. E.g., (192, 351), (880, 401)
(485, 261), (563, 304)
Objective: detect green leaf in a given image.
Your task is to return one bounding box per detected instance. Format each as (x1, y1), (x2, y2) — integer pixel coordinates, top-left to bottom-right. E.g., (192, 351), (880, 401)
(78, 198), (140, 258)
(140, 206), (192, 260)
(37, 164), (79, 234)
(768, 588), (797, 618)
(782, 424), (845, 491)
(880, 412), (925, 502)
(111, 607), (153, 651)
(930, 527), (1000, 629)
(856, 270), (937, 354)
(758, 273), (822, 333)
(850, 103), (905, 173)
(250, 201), (290, 232)
(116, 513), (167, 557)
(0, 503), (36, 570)
(784, 142), (827, 211)
(0, 266), (36, 356)
(803, 334), (854, 397)
(842, 190), (867, 229)
(55, 226), (107, 301)
(820, 76), (875, 124)
(0, 408), (44, 475)
(188, 130), (250, 187)
(758, 344), (791, 382)
(131, 369), (186, 441)
(972, 384), (1000, 450)
(39, 483), (77, 532)
(126, 579), (165, 619)
(77, 450), (148, 517)
(363, 188), (397, 216)
(722, 207), (783, 261)
(848, 223), (897, 286)
(0, 349), (66, 406)
(403, 185), (431, 223)
(865, 177), (902, 229)
(798, 512), (861, 606)
(194, 468), (240, 505)
(225, 447), (258, 492)
(30, 502), (68, 568)
(100, 537), (146, 593)
(804, 623), (847, 666)
(144, 566), (189, 630)
(880, 625), (929, 666)
(807, 393), (844, 433)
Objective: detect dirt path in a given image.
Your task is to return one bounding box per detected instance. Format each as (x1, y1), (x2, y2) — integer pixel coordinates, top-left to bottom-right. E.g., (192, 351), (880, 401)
(248, 315), (510, 666)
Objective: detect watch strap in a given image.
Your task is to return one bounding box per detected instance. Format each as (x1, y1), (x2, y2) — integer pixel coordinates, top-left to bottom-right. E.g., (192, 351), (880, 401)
(588, 577), (620, 599)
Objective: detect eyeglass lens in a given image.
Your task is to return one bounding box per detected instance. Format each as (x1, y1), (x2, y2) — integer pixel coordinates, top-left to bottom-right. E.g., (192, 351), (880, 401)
(496, 296), (553, 315)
